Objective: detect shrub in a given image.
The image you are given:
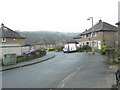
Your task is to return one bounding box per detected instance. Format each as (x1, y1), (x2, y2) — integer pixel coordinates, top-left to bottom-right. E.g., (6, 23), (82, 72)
(31, 48), (46, 56)
(40, 48), (46, 51)
(81, 45), (92, 52)
(55, 45), (64, 52)
(100, 46), (107, 55)
(48, 48), (56, 51)
(106, 58), (120, 65)
(77, 47), (83, 52)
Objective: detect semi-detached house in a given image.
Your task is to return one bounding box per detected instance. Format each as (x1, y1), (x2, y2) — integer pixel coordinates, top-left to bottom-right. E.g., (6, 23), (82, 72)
(74, 20), (117, 50)
(0, 23), (26, 46)
(0, 23), (28, 61)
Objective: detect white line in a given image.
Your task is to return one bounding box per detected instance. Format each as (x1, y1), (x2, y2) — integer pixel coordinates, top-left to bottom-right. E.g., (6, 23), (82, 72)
(58, 60), (90, 88)
(61, 83), (65, 88)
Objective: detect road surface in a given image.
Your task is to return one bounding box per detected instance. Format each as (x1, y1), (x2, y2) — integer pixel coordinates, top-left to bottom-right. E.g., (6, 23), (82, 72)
(2, 52), (115, 88)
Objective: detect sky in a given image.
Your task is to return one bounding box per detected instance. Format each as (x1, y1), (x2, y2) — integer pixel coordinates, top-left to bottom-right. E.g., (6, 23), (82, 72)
(0, 0), (119, 33)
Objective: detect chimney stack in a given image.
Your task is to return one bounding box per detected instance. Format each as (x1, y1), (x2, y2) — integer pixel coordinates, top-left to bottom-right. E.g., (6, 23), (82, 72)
(1, 23), (4, 29)
(99, 19), (102, 23)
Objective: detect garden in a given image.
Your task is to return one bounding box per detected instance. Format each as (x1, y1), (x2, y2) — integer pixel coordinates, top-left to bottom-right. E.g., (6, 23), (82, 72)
(100, 45), (120, 65)
(77, 45), (92, 52)
(17, 47), (46, 63)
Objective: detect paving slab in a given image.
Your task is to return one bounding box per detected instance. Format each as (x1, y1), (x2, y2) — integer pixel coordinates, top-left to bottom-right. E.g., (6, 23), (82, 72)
(0, 53), (55, 72)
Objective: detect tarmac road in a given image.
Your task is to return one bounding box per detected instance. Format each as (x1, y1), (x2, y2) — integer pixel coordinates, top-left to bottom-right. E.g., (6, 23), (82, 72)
(2, 52), (115, 88)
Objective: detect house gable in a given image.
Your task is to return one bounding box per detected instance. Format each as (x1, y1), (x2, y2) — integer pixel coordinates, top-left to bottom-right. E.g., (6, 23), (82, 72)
(0, 23), (25, 39)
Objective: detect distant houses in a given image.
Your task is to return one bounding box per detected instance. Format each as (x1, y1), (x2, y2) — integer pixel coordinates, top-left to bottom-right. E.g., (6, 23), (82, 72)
(74, 20), (117, 50)
(34, 38), (56, 48)
(0, 23), (29, 61)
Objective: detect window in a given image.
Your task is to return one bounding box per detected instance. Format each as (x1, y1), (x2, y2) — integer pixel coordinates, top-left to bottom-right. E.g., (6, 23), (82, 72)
(86, 34), (89, 38)
(94, 32), (97, 37)
(93, 32), (97, 37)
(88, 34), (91, 37)
(91, 33), (93, 37)
(91, 32), (97, 37)
(2, 38), (6, 42)
(93, 41), (97, 47)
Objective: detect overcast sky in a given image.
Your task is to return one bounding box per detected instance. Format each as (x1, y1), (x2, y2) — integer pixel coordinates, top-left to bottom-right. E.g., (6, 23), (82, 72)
(0, 0), (119, 33)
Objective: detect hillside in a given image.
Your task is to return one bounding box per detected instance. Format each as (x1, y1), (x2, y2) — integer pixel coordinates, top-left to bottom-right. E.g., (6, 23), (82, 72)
(18, 31), (79, 45)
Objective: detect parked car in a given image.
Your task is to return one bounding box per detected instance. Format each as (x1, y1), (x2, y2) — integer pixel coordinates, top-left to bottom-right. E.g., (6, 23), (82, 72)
(24, 48), (37, 55)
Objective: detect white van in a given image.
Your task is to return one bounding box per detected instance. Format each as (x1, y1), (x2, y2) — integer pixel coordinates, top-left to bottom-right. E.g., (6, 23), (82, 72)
(63, 43), (77, 53)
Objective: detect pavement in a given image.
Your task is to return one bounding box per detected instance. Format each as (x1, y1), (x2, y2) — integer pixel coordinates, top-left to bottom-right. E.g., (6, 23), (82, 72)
(0, 52), (55, 72)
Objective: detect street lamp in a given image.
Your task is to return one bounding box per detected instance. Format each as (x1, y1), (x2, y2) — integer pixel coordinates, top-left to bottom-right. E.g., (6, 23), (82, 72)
(87, 17), (95, 55)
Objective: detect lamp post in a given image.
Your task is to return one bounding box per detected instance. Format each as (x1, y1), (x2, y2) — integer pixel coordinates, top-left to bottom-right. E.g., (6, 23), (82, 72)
(87, 17), (95, 55)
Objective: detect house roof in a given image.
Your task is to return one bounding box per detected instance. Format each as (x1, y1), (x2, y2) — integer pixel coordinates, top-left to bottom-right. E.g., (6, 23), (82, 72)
(36, 38), (55, 45)
(73, 35), (81, 39)
(80, 20), (117, 35)
(0, 23), (25, 39)
(66, 39), (78, 44)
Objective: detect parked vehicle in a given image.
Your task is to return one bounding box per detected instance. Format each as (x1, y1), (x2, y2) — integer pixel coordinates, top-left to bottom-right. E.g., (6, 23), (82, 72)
(63, 43), (77, 53)
(24, 48), (37, 55)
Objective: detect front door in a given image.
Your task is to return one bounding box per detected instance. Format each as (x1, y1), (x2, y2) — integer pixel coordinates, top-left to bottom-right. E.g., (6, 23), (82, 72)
(98, 41), (101, 49)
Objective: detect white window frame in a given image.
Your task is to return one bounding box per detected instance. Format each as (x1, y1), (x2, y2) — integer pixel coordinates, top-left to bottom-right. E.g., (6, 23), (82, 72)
(94, 32), (97, 37)
(2, 38), (6, 42)
(91, 33), (93, 37)
(93, 40), (97, 47)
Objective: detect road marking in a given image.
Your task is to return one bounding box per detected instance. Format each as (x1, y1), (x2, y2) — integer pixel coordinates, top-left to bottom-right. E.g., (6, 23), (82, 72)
(58, 60), (90, 88)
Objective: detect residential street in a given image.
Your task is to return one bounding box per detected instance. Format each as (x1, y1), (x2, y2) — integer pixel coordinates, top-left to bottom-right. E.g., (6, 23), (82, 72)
(2, 52), (115, 88)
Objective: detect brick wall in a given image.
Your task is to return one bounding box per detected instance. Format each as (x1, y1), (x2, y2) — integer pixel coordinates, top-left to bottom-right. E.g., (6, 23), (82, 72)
(103, 31), (117, 47)
(75, 31), (117, 49)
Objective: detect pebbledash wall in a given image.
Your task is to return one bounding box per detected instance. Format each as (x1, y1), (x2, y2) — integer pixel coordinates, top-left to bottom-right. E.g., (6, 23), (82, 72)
(0, 45), (30, 61)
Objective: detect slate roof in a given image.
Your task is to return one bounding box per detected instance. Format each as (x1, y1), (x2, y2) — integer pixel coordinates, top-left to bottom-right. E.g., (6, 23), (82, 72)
(73, 35), (81, 39)
(66, 39), (78, 44)
(0, 23), (25, 39)
(80, 20), (117, 35)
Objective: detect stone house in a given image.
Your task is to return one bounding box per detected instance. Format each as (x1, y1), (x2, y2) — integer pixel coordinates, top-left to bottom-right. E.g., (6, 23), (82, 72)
(74, 20), (117, 50)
